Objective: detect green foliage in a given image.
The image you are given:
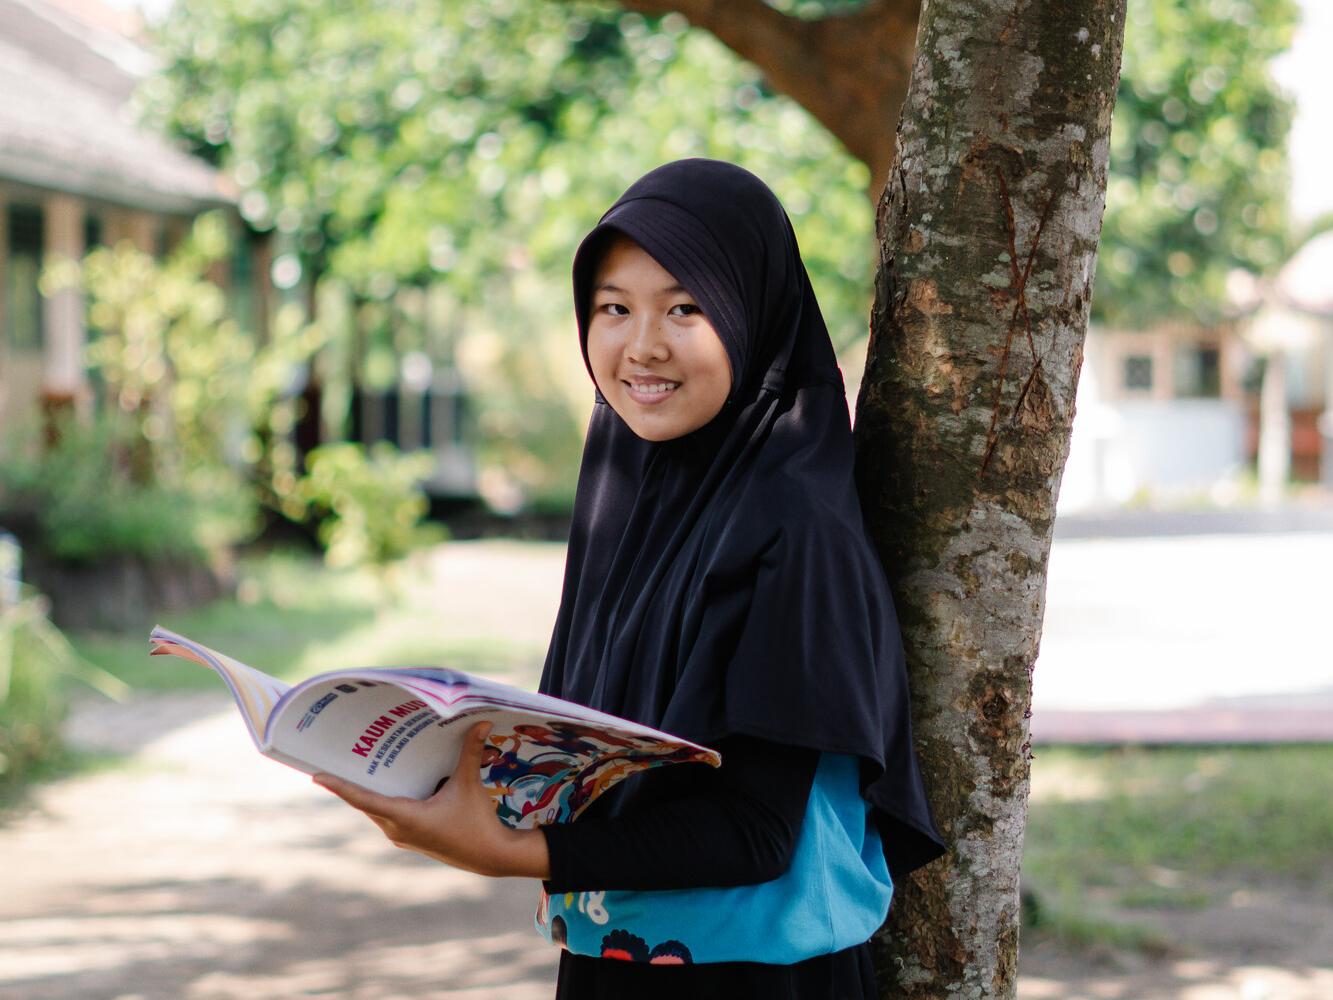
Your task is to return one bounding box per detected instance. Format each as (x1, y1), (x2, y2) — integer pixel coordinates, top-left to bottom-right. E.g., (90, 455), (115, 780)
(295, 442), (444, 567)
(1096, 0), (1298, 328)
(0, 418), (233, 562)
(137, 0), (874, 508)
(0, 592), (128, 797)
(0, 602), (63, 793)
(14, 210), (443, 570)
(73, 546), (550, 692)
(31, 213), (279, 558)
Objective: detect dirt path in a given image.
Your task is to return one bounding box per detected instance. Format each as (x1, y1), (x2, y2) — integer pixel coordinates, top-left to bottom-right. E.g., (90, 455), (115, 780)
(7, 704), (1322, 1000)
(5, 694), (1332, 1000)
(2, 537), (1331, 998)
(1022, 894), (1333, 1000)
(1, 694), (560, 1000)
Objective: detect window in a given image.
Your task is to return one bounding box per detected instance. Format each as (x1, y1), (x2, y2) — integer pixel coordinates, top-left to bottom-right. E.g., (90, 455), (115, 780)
(84, 213), (102, 251)
(5, 204), (44, 352)
(1173, 343), (1221, 398)
(1122, 353), (1153, 391)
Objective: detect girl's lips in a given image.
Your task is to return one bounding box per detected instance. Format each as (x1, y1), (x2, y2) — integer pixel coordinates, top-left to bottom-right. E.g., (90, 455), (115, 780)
(623, 380), (681, 405)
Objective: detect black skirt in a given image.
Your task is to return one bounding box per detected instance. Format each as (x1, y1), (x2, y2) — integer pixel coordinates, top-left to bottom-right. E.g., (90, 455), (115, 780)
(554, 939), (877, 999)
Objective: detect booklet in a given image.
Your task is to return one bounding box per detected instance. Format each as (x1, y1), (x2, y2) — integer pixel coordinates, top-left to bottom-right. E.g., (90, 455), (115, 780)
(148, 626), (720, 829)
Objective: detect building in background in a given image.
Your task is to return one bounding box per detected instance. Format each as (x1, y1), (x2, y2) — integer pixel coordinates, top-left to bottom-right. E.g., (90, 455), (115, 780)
(0, 0), (268, 434)
(1240, 231), (1333, 496)
(0, 0), (476, 500)
(1060, 230), (1333, 512)
(1058, 321), (1252, 511)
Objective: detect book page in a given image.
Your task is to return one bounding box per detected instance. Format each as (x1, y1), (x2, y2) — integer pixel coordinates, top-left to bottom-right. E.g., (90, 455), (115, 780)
(473, 716), (721, 827)
(264, 672), (720, 828)
(148, 626), (290, 746)
(148, 630), (721, 828)
(383, 668), (719, 750)
(263, 675), (463, 797)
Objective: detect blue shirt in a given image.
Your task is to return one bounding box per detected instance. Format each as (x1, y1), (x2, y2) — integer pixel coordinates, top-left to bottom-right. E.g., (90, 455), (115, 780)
(534, 752), (893, 965)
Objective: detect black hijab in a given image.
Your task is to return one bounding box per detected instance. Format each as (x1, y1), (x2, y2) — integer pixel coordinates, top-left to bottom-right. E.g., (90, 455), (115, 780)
(539, 158), (945, 879)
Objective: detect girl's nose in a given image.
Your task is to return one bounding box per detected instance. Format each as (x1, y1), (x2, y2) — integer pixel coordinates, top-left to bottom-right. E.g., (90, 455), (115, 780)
(625, 318), (669, 363)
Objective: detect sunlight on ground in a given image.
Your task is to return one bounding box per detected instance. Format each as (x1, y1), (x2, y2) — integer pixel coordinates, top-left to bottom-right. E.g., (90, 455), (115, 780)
(1028, 756), (1109, 802)
(0, 913), (292, 979)
(1020, 964), (1333, 1000)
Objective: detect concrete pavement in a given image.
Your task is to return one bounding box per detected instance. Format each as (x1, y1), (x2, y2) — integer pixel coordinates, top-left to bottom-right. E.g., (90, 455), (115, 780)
(1032, 517), (1333, 743)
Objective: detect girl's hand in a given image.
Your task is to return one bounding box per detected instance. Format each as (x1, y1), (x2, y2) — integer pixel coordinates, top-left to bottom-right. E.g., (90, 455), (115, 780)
(311, 720), (551, 879)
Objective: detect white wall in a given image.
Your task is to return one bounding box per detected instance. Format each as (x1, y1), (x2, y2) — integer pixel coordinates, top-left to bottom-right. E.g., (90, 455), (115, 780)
(1059, 394), (1246, 511)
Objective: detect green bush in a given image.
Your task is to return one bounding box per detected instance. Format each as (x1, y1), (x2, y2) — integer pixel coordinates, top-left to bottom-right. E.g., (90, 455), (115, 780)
(0, 609), (63, 793)
(0, 417), (253, 563)
(295, 442), (444, 568)
(7, 214), (333, 567)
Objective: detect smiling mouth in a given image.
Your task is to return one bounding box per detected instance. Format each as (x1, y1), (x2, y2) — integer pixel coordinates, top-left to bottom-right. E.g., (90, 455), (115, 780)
(623, 379), (681, 403)
(625, 380), (679, 393)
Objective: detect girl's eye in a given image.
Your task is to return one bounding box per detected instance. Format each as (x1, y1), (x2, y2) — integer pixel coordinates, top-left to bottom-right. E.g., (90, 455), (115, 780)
(669, 303), (701, 317)
(599, 303), (628, 316)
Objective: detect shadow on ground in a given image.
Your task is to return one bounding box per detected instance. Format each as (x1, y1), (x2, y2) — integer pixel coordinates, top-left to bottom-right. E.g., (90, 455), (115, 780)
(0, 703), (558, 1000)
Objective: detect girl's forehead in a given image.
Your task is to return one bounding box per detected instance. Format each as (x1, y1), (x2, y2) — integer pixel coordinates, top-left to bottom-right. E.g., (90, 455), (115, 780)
(593, 233), (689, 289)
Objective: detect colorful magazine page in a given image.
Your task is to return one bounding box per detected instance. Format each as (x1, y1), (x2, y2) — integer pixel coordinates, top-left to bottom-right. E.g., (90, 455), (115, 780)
(474, 718), (718, 826)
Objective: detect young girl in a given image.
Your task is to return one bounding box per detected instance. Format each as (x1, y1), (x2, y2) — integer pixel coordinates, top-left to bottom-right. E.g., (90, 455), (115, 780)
(315, 158), (944, 997)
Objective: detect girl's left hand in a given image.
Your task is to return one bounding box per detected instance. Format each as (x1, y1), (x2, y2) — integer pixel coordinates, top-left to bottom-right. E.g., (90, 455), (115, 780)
(311, 720), (551, 879)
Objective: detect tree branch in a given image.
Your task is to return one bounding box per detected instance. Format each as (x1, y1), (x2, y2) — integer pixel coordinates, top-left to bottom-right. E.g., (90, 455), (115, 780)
(614, 0), (922, 197)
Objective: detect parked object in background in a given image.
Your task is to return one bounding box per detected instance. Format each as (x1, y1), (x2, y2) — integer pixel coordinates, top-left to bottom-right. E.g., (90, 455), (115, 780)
(0, 532), (19, 610)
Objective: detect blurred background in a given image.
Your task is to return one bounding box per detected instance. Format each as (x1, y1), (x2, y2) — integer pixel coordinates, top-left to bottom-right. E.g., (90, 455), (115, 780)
(0, 0), (1329, 998)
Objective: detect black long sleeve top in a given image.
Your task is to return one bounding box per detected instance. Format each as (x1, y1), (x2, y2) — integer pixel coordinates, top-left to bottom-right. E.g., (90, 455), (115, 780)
(540, 735), (820, 893)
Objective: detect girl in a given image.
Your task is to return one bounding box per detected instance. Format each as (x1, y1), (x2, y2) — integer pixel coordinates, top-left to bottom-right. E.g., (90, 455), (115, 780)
(315, 158), (944, 998)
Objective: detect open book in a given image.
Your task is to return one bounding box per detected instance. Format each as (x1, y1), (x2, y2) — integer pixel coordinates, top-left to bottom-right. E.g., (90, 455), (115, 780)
(148, 626), (720, 829)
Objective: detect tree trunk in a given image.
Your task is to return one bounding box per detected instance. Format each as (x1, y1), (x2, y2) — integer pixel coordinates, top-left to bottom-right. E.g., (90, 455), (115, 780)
(851, 1), (1126, 996)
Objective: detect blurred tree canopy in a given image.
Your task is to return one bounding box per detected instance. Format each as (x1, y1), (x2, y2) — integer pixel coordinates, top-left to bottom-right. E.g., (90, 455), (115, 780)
(137, 0), (873, 506)
(1097, 0), (1297, 329)
(135, 0), (1297, 503)
(609, 0), (1298, 331)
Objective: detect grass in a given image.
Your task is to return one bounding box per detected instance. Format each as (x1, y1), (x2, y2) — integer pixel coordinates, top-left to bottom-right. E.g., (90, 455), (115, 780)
(1021, 744), (1333, 950)
(68, 548), (547, 693)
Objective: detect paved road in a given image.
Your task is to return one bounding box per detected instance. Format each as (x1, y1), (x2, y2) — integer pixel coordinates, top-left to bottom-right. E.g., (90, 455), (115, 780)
(1032, 524), (1333, 743)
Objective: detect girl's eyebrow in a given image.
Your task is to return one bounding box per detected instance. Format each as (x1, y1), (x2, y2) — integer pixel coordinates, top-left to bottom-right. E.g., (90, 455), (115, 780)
(594, 281), (691, 296)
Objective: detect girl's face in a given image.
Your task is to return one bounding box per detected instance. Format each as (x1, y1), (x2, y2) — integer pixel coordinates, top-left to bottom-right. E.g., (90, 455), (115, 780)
(586, 235), (733, 442)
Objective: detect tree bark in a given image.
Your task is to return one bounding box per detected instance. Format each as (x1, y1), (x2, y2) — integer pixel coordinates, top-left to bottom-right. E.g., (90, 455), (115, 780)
(617, 0), (920, 195)
(851, 1), (1126, 996)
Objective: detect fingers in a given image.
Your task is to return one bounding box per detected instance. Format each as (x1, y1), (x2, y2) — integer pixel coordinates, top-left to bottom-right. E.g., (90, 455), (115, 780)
(312, 772), (398, 818)
(453, 720), (495, 782)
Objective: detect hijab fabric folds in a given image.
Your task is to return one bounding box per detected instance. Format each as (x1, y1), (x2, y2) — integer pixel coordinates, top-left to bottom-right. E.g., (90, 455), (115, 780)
(540, 159), (945, 879)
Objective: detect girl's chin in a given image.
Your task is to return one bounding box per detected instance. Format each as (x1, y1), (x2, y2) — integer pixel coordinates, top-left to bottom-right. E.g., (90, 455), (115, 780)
(606, 391), (726, 442)
(617, 411), (689, 442)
